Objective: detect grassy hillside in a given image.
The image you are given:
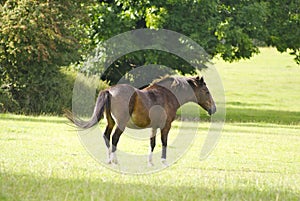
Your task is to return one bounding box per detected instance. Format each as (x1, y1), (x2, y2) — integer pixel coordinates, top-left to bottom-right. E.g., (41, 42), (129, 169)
(179, 47), (300, 124)
(217, 47), (300, 124)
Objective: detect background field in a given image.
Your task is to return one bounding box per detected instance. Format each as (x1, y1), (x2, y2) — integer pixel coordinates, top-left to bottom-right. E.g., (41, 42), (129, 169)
(1, 48), (300, 200)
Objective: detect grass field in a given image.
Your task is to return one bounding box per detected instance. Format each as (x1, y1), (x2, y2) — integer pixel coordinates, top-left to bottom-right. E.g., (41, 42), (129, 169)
(1, 48), (300, 200)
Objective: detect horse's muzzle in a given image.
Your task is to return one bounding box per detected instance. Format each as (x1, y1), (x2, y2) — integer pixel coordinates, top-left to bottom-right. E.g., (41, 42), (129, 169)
(208, 106), (216, 115)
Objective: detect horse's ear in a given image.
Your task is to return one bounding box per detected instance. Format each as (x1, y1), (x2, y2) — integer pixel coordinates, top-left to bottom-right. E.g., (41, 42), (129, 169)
(195, 76), (203, 82)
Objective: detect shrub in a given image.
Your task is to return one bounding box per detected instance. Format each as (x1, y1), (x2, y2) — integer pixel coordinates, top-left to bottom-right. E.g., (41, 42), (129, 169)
(0, 67), (109, 115)
(0, 87), (19, 113)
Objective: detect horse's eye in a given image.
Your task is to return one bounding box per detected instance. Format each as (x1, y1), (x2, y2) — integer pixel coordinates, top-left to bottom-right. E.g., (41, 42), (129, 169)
(206, 91), (210, 95)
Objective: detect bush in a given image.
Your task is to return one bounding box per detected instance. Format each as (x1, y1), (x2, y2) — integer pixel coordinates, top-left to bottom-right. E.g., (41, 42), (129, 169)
(0, 87), (20, 113)
(0, 67), (109, 115)
(0, 0), (87, 115)
(59, 68), (110, 116)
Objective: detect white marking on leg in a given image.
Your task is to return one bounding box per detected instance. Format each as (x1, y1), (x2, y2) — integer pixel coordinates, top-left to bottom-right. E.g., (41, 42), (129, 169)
(106, 148), (112, 164)
(110, 151), (118, 165)
(148, 149), (154, 167)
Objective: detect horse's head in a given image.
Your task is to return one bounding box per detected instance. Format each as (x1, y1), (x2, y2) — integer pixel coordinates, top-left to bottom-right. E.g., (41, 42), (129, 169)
(189, 76), (216, 115)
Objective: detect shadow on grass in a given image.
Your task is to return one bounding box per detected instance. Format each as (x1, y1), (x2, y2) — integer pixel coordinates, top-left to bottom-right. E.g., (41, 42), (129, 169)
(1, 172), (298, 201)
(178, 103), (300, 125)
(1, 101), (300, 125)
(0, 113), (67, 124)
(225, 107), (300, 125)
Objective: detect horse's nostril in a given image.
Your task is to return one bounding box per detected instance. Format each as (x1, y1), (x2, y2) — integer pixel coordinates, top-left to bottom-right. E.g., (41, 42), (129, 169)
(208, 106), (216, 115)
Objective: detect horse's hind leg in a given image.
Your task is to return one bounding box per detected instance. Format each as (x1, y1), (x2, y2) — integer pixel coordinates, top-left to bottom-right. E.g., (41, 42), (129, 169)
(103, 124), (114, 164)
(103, 110), (115, 164)
(110, 127), (124, 164)
(148, 128), (157, 166)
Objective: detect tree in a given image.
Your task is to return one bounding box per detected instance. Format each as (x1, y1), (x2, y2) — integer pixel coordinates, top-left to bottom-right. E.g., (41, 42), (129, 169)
(82, 0), (299, 84)
(264, 0), (299, 63)
(0, 0), (298, 113)
(0, 0), (89, 113)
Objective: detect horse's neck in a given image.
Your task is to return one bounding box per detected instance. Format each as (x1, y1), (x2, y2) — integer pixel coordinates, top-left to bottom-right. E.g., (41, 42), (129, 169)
(156, 80), (196, 106)
(176, 87), (197, 106)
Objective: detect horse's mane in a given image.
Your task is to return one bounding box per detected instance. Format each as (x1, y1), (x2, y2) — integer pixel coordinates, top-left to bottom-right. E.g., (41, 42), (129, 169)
(151, 75), (190, 90)
(146, 75), (200, 106)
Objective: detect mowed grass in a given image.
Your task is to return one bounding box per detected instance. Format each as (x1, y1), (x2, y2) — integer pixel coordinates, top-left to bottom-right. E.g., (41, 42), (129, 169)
(1, 48), (300, 200)
(1, 115), (299, 200)
(215, 47), (300, 124)
(179, 48), (300, 124)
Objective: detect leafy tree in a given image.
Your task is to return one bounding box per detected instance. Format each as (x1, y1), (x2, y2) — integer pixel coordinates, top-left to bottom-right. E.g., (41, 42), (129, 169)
(82, 0), (299, 84)
(264, 0), (299, 63)
(0, 0), (89, 113)
(0, 0), (298, 113)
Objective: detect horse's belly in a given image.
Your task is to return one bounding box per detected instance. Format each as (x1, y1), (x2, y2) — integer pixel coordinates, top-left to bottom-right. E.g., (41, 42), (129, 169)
(126, 113), (151, 129)
(126, 120), (149, 129)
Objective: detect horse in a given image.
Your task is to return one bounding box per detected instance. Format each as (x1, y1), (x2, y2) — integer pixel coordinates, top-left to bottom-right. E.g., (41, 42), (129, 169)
(65, 76), (216, 166)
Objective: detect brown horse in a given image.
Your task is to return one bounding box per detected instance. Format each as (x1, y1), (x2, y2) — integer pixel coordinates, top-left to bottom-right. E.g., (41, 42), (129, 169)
(65, 76), (216, 166)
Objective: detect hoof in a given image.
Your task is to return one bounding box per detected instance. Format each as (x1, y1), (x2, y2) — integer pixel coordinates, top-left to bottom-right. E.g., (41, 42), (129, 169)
(111, 159), (118, 165)
(148, 161), (154, 167)
(110, 152), (118, 165)
(161, 158), (169, 167)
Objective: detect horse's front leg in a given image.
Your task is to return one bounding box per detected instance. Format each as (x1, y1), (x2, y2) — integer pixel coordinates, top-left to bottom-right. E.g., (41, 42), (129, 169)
(148, 128), (157, 166)
(161, 123), (171, 167)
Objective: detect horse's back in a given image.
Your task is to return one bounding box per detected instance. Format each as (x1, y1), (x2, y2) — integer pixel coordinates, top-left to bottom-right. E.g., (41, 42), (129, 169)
(109, 84), (136, 97)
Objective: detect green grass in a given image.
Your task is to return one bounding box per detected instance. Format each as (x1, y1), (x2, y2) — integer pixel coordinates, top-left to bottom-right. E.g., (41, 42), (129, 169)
(1, 48), (300, 200)
(216, 47), (300, 124)
(1, 115), (299, 200)
(178, 47), (300, 125)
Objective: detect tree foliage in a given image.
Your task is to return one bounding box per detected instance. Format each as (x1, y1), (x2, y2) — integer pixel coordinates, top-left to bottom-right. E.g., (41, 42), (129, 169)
(0, 0), (88, 113)
(0, 0), (299, 113)
(82, 0), (299, 84)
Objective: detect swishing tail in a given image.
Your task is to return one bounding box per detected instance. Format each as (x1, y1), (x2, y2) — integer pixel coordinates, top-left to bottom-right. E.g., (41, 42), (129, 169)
(65, 90), (110, 129)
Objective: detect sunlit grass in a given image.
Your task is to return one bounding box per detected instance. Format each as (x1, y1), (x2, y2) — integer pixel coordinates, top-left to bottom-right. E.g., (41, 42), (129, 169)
(178, 48), (300, 125)
(1, 48), (300, 200)
(215, 47), (300, 113)
(1, 114), (300, 200)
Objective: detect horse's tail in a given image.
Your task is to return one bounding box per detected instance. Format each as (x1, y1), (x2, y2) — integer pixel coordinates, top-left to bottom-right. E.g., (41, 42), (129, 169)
(64, 90), (110, 129)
